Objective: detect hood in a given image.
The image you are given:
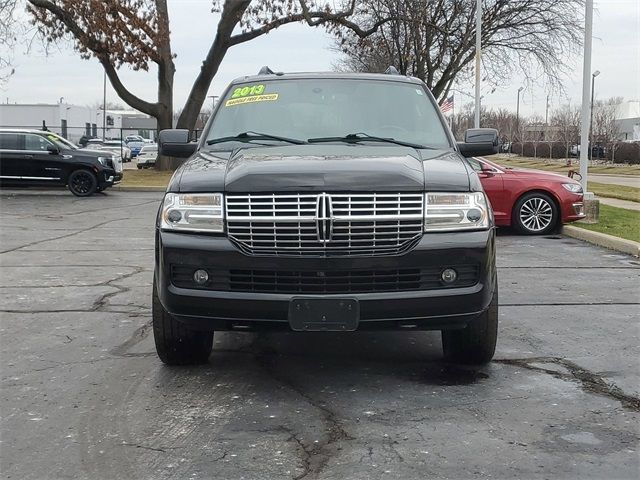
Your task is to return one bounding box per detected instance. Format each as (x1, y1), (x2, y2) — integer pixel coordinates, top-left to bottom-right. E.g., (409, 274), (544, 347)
(78, 148), (108, 157)
(172, 145), (471, 193)
(508, 167), (574, 183)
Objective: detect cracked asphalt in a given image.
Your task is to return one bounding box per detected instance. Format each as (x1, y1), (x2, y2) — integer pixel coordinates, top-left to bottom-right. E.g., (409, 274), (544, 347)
(1, 190), (639, 480)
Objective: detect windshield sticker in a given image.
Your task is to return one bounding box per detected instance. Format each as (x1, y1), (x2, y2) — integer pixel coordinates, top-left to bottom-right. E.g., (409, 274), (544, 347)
(415, 89), (423, 95)
(230, 84), (265, 98)
(225, 93), (279, 107)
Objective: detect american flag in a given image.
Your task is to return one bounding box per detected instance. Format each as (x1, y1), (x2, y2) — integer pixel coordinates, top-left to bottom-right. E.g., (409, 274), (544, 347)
(440, 95), (454, 114)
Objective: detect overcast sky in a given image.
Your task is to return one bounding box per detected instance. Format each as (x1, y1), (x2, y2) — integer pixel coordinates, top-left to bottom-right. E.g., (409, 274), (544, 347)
(2, 0), (639, 119)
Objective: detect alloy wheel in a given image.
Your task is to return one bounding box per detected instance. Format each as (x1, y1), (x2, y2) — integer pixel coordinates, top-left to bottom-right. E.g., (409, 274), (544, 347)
(519, 197), (553, 232)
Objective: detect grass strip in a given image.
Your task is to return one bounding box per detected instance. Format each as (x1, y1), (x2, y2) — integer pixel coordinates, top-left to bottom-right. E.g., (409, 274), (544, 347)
(576, 205), (640, 243)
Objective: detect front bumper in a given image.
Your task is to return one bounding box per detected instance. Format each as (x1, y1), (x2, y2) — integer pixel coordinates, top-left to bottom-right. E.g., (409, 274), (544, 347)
(156, 229), (497, 331)
(99, 168), (120, 188)
(560, 192), (586, 223)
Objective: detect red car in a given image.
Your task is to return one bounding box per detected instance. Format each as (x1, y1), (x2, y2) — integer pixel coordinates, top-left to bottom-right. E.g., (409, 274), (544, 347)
(466, 157), (585, 234)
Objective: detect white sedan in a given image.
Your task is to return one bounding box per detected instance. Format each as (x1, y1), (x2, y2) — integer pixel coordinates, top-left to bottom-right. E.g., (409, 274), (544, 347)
(136, 144), (158, 169)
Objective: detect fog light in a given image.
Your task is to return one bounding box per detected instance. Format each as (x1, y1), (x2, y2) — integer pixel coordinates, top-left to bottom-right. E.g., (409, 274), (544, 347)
(167, 210), (182, 223)
(193, 269), (209, 285)
(467, 208), (482, 222)
(441, 268), (458, 284)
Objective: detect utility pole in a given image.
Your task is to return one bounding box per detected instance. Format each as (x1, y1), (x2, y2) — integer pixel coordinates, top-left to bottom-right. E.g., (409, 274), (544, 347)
(545, 95), (550, 125)
(515, 86), (523, 144)
(474, 0), (482, 128)
(589, 70), (600, 160)
(578, 0), (594, 191)
(102, 70), (107, 141)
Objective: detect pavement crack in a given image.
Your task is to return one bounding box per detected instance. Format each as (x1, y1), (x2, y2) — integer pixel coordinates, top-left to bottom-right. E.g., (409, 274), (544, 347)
(0, 219), (122, 254)
(255, 352), (353, 480)
(495, 357), (640, 412)
(110, 320), (153, 357)
(121, 442), (173, 453)
(92, 266), (146, 312)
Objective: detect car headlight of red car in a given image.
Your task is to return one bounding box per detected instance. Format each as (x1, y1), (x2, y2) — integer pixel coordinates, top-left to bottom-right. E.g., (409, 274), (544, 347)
(562, 183), (583, 194)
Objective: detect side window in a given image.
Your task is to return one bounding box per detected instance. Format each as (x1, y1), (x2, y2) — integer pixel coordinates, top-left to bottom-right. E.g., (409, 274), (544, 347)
(0, 133), (21, 150)
(25, 134), (54, 152)
(466, 157), (483, 172)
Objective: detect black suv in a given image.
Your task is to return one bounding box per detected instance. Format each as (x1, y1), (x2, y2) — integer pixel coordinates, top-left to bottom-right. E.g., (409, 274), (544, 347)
(0, 129), (122, 196)
(154, 69), (500, 366)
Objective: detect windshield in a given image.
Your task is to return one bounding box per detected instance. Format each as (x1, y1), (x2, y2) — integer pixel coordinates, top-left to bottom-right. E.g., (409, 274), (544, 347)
(44, 132), (78, 150)
(206, 78), (450, 149)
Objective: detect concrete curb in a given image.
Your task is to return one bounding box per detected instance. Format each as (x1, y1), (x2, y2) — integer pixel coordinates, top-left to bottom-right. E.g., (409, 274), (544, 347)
(112, 185), (167, 192)
(562, 225), (640, 257)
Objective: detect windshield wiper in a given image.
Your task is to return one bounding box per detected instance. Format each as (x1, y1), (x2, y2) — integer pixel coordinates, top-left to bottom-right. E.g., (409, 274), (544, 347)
(307, 132), (429, 149)
(206, 131), (306, 145)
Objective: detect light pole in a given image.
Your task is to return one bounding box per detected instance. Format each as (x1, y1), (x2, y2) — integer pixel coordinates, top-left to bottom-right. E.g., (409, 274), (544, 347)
(578, 0), (594, 191)
(207, 95), (219, 111)
(589, 70), (600, 160)
(474, 0), (482, 128)
(102, 70), (107, 140)
(545, 94), (550, 125)
(514, 86), (524, 148)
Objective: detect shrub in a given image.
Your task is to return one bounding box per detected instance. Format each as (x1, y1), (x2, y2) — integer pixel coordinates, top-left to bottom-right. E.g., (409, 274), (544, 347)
(609, 142), (640, 164)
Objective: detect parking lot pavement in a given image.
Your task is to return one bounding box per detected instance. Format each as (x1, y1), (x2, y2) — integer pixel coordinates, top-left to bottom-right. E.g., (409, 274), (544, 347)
(1, 190), (639, 480)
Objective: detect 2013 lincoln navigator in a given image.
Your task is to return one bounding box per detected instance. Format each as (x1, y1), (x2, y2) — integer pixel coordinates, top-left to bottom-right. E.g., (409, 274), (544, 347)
(153, 68), (500, 366)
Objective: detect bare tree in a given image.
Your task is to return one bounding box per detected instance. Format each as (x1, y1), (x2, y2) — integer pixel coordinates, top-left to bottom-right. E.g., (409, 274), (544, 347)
(482, 108), (516, 144)
(332, 0), (584, 101)
(0, 0), (19, 84)
(592, 97), (622, 161)
(26, 0), (388, 168)
(551, 104), (580, 159)
(525, 114), (545, 159)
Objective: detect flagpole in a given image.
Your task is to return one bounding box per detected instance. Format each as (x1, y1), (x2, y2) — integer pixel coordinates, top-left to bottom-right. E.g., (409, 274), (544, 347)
(451, 93), (455, 132)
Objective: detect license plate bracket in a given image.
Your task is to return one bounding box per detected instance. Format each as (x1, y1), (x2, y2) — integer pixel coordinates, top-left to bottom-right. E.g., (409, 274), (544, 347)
(288, 297), (359, 332)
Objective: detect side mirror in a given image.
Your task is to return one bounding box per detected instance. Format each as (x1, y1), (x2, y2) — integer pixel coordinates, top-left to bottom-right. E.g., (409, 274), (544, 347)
(480, 164), (498, 175)
(159, 129), (197, 158)
(47, 144), (60, 155)
(457, 128), (500, 157)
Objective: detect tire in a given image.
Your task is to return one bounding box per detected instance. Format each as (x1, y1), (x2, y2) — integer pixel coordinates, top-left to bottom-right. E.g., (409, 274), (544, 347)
(442, 286), (498, 365)
(68, 169), (98, 197)
(512, 192), (558, 235)
(152, 280), (213, 365)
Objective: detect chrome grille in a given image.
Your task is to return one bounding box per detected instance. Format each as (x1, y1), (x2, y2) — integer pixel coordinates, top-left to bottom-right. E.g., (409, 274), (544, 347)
(226, 193), (424, 257)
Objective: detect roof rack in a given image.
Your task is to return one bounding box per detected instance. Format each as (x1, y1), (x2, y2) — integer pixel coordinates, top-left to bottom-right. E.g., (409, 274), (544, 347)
(384, 66), (400, 75)
(258, 66), (275, 75)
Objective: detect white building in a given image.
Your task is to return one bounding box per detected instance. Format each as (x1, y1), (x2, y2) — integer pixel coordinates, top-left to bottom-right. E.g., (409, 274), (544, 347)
(0, 103), (97, 143)
(613, 100), (640, 141)
(96, 109), (158, 142)
(0, 103), (158, 143)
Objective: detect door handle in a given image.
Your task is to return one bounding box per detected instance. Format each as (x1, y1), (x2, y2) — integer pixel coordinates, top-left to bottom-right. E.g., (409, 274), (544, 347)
(23, 155), (34, 159)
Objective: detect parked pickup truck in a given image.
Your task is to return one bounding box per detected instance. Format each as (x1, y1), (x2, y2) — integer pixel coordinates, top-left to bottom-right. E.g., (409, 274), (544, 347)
(152, 68), (500, 366)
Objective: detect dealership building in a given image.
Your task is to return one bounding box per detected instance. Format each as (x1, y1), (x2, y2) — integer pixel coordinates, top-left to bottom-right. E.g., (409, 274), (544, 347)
(0, 102), (158, 144)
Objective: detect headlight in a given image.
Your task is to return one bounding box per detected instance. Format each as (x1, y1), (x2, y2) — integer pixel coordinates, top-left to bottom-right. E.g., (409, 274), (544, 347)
(424, 192), (490, 231)
(562, 183), (583, 193)
(97, 156), (111, 166)
(161, 193), (224, 233)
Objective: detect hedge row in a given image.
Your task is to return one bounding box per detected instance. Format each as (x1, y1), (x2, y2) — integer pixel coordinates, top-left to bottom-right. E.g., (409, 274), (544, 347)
(509, 142), (571, 159)
(609, 142), (640, 164)
(508, 142), (640, 164)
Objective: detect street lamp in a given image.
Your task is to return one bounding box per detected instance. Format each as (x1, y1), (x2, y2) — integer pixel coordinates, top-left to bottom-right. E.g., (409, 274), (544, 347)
(207, 95), (219, 111)
(474, 0), (482, 128)
(589, 70), (601, 160)
(513, 86), (524, 153)
(578, 0), (594, 191)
